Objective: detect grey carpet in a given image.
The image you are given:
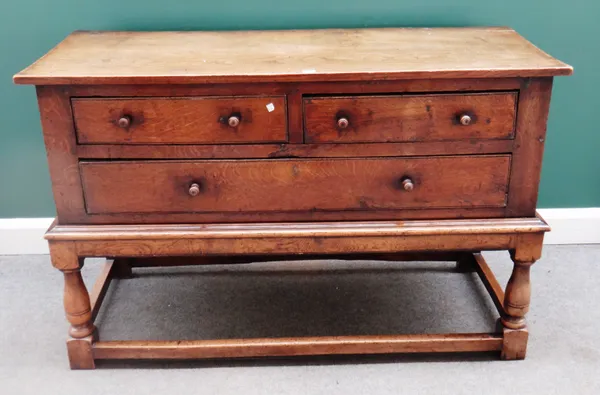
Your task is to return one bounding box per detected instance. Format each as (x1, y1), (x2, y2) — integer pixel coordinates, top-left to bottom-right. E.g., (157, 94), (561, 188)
(0, 245), (599, 394)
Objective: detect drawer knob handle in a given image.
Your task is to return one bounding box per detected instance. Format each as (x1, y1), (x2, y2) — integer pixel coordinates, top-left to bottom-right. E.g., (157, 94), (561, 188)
(228, 115), (240, 128)
(460, 114), (472, 126)
(401, 178), (414, 192)
(117, 115), (131, 128)
(188, 183), (201, 197)
(337, 117), (349, 129)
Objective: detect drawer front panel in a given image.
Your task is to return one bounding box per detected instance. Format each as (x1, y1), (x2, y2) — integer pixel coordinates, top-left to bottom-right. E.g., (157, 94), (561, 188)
(72, 96), (287, 144)
(80, 156), (510, 215)
(304, 93), (517, 143)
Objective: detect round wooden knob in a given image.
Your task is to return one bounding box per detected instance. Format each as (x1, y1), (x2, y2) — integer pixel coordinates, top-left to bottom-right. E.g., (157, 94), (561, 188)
(401, 178), (414, 192)
(228, 116), (240, 128)
(337, 117), (349, 129)
(118, 115), (131, 128)
(188, 183), (201, 196)
(460, 114), (472, 126)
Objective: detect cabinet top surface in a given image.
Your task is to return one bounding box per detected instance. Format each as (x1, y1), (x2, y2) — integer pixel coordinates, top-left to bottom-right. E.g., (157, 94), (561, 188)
(14, 27), (572, 85)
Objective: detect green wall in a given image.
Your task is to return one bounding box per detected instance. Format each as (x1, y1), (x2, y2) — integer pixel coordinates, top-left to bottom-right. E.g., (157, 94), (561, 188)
(1, 0), (597, 217)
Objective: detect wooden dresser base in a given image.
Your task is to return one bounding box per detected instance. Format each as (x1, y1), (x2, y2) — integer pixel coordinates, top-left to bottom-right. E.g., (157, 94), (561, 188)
(45, 216), (549, 369)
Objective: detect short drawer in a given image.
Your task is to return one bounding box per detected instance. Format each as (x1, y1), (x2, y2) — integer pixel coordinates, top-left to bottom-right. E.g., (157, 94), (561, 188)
(72, 96), (287, 144)
(304, 93), (517, 143)
(80, 155), (510, 215)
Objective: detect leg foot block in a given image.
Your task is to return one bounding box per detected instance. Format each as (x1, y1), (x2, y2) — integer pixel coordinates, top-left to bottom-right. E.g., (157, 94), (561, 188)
(501, 326), (529, 360)
(66, 333), (97, 370)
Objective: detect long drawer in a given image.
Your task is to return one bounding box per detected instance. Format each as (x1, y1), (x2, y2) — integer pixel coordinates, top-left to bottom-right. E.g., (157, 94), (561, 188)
(304, 93), (517, 143)
(72, 96), (287, 144)
(80, 156), (511, 215)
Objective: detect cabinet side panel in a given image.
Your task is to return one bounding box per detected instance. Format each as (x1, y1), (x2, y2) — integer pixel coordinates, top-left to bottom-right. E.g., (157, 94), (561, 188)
(506, 78), (553, 217)
(36, 86), (86, 223)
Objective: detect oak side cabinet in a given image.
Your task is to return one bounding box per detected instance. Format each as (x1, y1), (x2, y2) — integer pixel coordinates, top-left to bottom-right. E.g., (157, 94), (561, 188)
(14, 28), (572, 369)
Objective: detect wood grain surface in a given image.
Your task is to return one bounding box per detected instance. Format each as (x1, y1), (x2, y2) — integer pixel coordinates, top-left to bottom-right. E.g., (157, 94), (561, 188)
(304, 93), (517, 143)
(72, 96), (287, 144)
(45, 216), (550, 241)
(14, 28), (572, 85)
(92, 334), (503, 360)
(35, 87), (87, 224)
(75, 140), (515, 160)
(79, 156), (511, 215)
(506, 78), (554, 217)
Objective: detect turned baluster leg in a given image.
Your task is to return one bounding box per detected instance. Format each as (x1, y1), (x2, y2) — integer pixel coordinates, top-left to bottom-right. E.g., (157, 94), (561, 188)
(502, 260), (534, 330)
(62, 265), (95, 338)
(500, 233), (543, 360)
(50, 242), (97, 369)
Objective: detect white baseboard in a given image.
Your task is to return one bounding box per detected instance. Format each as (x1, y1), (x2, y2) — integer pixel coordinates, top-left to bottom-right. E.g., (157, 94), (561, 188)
(0, 209), (598, 255)
(0, 217), (55, 255)
(537, 208), (600, 245)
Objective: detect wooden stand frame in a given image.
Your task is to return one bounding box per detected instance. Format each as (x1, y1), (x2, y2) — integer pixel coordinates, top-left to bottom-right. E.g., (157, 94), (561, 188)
(46, 215), (549, 369)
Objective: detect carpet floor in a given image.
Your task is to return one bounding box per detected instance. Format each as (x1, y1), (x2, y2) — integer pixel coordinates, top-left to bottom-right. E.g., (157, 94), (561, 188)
(1, 245), (599, 394)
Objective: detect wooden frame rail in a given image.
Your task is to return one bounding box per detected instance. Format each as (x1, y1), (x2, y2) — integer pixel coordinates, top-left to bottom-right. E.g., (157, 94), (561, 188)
(46, 216), (549, 369)
(87, 253), (505, 362)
